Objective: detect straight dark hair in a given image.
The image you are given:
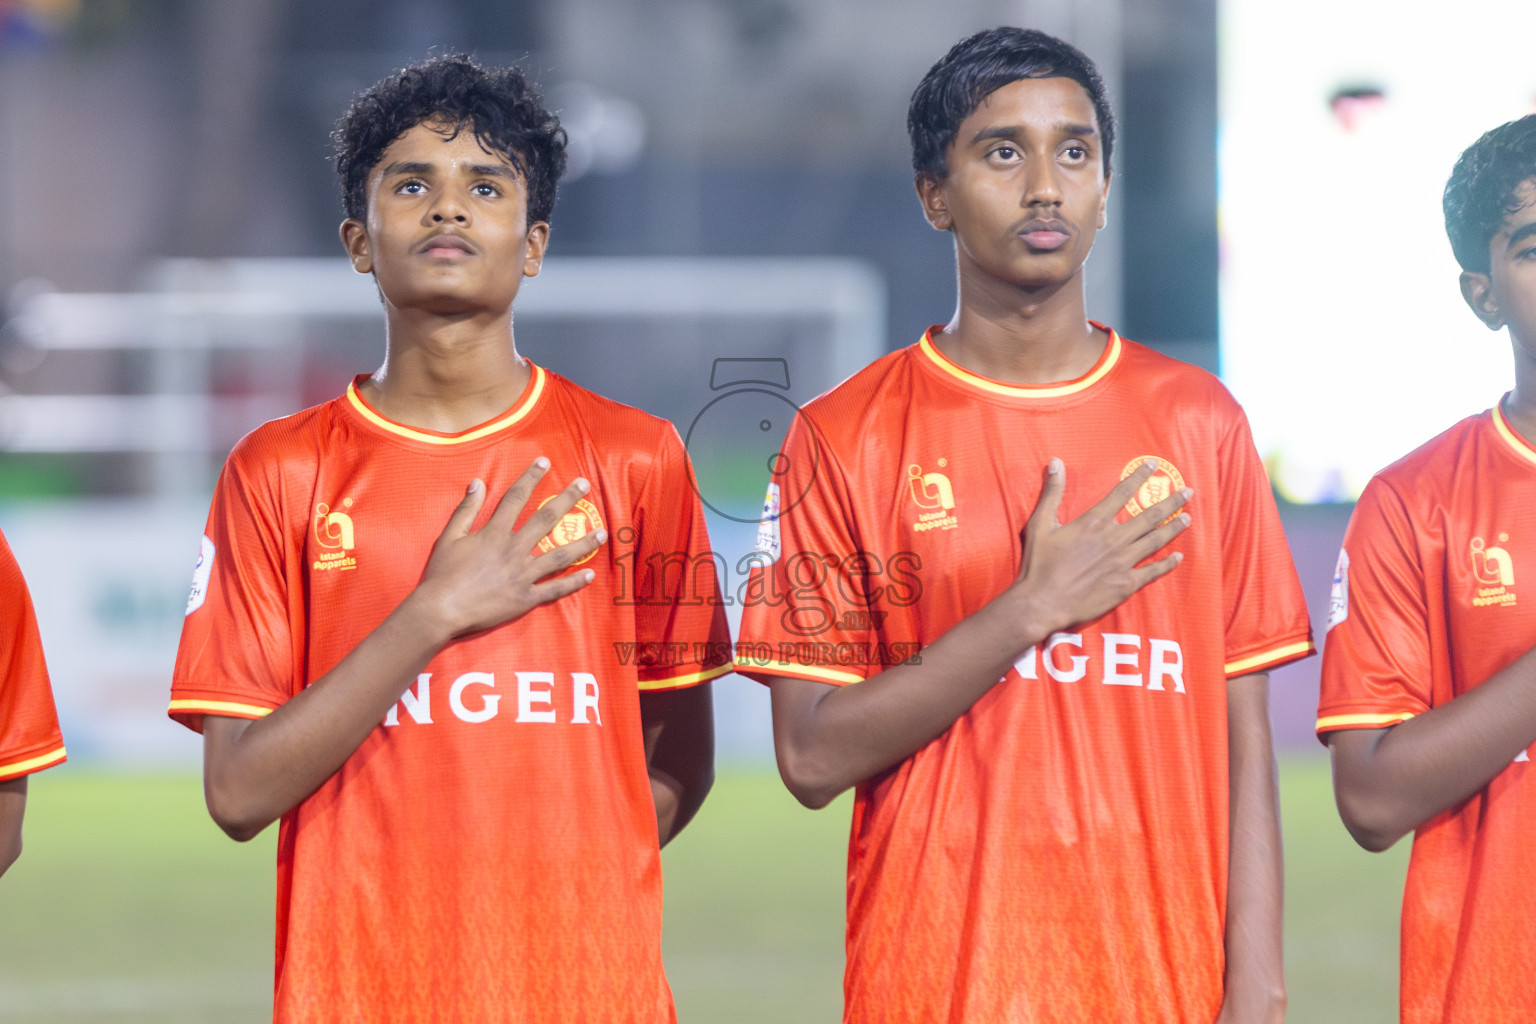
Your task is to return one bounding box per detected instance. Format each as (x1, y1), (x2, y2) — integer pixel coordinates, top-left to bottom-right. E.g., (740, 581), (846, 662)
(908, 26), (1115, 182)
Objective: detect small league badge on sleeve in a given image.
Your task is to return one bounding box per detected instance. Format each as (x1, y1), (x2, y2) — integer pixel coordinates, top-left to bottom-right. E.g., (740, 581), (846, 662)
(186, 535), (215, 616)
(755, 482), (781, 563)
(1326, 548), (1349, 631)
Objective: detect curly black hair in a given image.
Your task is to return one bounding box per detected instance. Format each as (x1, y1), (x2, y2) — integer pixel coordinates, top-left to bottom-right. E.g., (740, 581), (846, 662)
(908, 27), (1115, 183)
(333, 55), (567, 226)
(1444, 114), (1536, 275)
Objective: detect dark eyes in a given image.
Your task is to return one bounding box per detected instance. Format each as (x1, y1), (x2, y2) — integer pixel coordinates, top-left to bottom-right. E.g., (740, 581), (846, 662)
(394, 180), (501, 197)
(986, 143), (1090, 163)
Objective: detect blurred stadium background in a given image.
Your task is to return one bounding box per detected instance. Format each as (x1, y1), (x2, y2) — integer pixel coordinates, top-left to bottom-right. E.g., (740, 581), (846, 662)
(0, 0), (1530, 1019)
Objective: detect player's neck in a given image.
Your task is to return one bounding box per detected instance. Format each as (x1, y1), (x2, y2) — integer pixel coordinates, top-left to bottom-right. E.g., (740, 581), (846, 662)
(936, 272), (1103, 385)
(362, 307), (531, 433)
(1505, 338), (1536, 442)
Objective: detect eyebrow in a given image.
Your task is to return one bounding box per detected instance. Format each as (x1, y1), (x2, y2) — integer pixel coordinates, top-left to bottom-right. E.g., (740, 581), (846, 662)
(1506, 220), (1536, 250)
(969, 122), (1098, 146)
(467, 163), (518, 179)
(378, 160), (517, 179)
(379, 160), (433, 178)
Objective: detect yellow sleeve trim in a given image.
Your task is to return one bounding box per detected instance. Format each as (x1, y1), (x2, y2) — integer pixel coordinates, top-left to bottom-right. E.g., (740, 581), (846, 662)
(638, 662), (736, 691)
(737, 658), (866, 685)
(1316, 711), (1416, 732)
(1225, 640), (1315, 676)
(0, 745), (67, 778)
(168, 699), (275, 719)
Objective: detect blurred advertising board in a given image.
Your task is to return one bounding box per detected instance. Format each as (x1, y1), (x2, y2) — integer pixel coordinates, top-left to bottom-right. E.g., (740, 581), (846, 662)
(1, 500), (205, 765)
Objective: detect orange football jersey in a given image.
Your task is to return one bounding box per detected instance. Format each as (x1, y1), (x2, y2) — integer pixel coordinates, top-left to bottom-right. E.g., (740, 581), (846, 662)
(1318, 401), (1536, 1024)
(0, 528), (65, 782)
(738, 327), (1313, 1023)
(170, 366), (731, 1024)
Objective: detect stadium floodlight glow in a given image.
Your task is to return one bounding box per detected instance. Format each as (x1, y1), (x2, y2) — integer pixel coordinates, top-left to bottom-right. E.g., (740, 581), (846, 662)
(1219, 0), (1536, 502)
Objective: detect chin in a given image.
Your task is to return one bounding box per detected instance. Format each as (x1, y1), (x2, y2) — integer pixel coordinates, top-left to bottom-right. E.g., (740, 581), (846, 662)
(379, 281), (485, 316)
(1008, 256), (1084, 289)
(1002, 270), (1076, 291)
(419, 296), (490, 317)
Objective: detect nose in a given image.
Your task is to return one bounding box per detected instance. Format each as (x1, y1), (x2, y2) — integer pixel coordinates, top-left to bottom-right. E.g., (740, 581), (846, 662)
(427, 190), (469, 225)
(1022, 157), (1063, 208)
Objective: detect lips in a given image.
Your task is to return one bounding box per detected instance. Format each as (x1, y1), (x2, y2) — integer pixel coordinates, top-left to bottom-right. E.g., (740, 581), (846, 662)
(418, 234), (475, 257)
(1018, 219), (1072, 251)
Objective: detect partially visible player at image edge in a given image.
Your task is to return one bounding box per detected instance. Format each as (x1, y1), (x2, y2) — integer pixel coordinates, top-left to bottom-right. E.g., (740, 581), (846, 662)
(0, 527), (67, 878)
(166, 55), (730, 1023)
(736, 26), (1312, 1024)
(1318, 112), (1536, 1024)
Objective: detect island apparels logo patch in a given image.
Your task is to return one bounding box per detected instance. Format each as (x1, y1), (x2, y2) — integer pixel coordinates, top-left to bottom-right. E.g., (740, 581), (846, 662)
(1470, 533), (1516, 607)
(907, 461), (958, 532)
(312, 499), (357, 572)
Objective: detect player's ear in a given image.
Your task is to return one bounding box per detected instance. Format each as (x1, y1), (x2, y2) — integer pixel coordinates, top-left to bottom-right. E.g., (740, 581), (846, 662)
(916, 173), (954, 232)
(1459, 270), (1503, 330)
(340, 219), (373, 276)
(522, 221), (550, 278)
(1097, 168), (1112, 230)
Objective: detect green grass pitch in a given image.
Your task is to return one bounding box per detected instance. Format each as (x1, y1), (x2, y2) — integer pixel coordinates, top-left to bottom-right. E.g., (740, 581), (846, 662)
(0, 757), (1407, 1022)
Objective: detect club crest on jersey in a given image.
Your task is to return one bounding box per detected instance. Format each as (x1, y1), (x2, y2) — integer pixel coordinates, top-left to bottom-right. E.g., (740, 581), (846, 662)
(1118, 456), (1185, 520)
(1470, 533), (1516, 607)
(908, 461), (959, 532)
(536, 495), (605, 567)
(312, 499), (358, 572)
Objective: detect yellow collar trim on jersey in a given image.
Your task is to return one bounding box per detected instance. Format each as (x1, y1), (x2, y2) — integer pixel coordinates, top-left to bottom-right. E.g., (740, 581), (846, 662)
(346, 364), (546, 445)
(1492, 398), (1536, 468)
(918, 326), (1122, 399)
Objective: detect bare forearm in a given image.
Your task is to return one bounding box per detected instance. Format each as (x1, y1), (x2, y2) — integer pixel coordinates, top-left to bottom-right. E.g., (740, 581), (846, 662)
(204, 593), (452, 840)
(1218, 674), (1285, 1024)
(642, 684), (715, 846)
(0, 777), (25, 876)
(650, 770), (713, 847)
(773, 589), (1047, 808)
(1330, 647), (1536, 851)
